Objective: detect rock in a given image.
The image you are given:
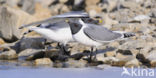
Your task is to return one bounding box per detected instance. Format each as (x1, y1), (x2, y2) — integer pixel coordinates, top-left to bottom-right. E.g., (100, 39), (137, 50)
(146, 50), (156, 67)
(116, 49), (133, 55)
(0, 5), (36, 42)
(111, 53), (135, 66)
(18, 49), (45, 58)
(150, 18), (156, 25)
(104, 50), (116, 57)
(136, 53), (151, 67)
(64, 59), (87, 68)
(0, 48), (18, 60)
(85, 0), (100, 5)
(18, 37), (45, 52)
(0, 38), (5, 45)
(33, 3), (52, 21)
(35, 0), (55, 7)
(85, 0), (102, 14)
(128, 15), (150, 23)
(0, 6), (21, 42)
(26, 51), (45, 60)
(59, 0), (68, 3)
(150, 60), (156, 67)
(0, 0), (19, 7)
(125, 58), (141, 67)
(45, 49), (69, 62)
(34, 58), (53, 66)
(21, 0), (35, 14)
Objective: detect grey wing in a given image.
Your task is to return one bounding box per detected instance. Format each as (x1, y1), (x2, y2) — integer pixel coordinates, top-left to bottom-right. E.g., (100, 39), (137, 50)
(19, 18), (66, 29)
(84, 24), (122, 42)
(52, 11), (89, 18)
(19, 11), (88, 29)
(40, 21), (69, 30)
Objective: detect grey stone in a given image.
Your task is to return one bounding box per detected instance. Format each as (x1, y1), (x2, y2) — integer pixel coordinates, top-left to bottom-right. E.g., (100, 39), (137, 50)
(0, 6), (21, 42)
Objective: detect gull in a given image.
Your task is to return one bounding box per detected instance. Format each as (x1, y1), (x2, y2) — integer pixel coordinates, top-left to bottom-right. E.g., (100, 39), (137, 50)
(66, 18), (135, 60)
(20, 11), (101, 56)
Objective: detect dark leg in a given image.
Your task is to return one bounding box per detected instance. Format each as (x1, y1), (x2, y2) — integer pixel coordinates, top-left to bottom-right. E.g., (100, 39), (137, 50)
(93, 48), (98, 61)
(57, 43), (70, 56)
(89, 47), (94, 62)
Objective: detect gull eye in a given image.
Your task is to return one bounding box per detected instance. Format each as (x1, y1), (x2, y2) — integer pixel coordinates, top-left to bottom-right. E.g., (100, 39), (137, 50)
(74, 23), (78, 27)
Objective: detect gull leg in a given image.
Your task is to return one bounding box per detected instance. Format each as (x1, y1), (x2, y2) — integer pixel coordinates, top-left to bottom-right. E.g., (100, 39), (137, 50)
(93, 48), (98, 61)
(57, 43), (70, 56)
(62, 45), (70, 56)
(89, 47), (94, 62)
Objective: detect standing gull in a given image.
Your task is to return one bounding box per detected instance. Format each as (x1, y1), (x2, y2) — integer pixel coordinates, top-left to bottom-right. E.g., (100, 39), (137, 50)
(20, 11), (101, 55)
(66, 18), (135, 60)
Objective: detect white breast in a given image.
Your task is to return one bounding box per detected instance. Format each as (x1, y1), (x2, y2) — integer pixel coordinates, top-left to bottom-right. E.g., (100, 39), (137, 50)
(31, 27), (73, 44)
(73, 27), (102, 47)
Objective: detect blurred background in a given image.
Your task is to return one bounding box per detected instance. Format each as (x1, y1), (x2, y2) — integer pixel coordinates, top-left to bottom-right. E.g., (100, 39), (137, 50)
(0, 0), (156, 71)
(0, 0), (156, 78)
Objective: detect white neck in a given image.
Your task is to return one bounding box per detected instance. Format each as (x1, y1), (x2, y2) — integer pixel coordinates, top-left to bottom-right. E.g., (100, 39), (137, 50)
(78, 19), (87, 27)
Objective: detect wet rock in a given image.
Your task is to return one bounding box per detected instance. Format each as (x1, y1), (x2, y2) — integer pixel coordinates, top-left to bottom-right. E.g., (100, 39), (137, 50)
(34, 58), (53, 66)
(18, 37), (45, 52)
(64, 59), (87, 68)
(45, 49), (69, 62)
(0, 48), (18, 60)
(18, 49), (45, 60)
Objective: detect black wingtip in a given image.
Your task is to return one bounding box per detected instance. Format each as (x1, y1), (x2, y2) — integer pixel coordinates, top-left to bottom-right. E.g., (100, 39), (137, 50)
(123, 33), (135, 38)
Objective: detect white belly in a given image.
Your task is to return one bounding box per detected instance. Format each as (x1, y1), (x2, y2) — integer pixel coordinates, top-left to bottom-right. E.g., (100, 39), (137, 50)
(32, 27), (73, 44)
(73, 29), (102, 47)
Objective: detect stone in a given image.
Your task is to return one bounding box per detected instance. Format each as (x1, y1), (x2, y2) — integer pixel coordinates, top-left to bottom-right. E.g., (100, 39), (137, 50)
(0, 38), (5, 45)
(150, 60), (156, 67)
(64, 59), (87, 68)
(116, 49), (133, 55)
(35, 0), (55, 7)
(104, 51), (116, 57)
(26, 51), (45, 60)
(45, 49), (69, 62)
(21, 0), (35, 14)
(59, 0), (68, 3)
(18, 49), (45, 58)
(18, 37), (45, 52)
(33, 3), (52, 21)
(34, 58), (53, 66)
(125, 58), (141, 67)
(0, 5), (36, 42)
(0, 48), (18, 60)
(136, 53), (151, 67)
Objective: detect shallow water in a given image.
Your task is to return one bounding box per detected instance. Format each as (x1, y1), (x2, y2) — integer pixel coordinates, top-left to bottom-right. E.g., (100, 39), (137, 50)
(0, 61), (156, 78)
